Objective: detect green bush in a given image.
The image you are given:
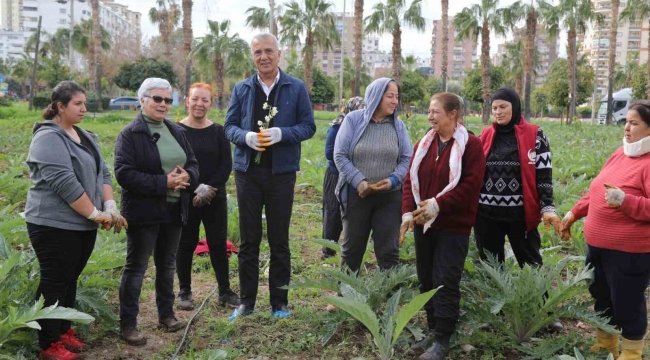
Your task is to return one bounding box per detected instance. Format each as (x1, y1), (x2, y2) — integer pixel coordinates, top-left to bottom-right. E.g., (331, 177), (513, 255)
(0, 97), (10, 107)
(85, 93), (111, 112)
(32, 92), (51, 109)
(577, 106), (592, 118)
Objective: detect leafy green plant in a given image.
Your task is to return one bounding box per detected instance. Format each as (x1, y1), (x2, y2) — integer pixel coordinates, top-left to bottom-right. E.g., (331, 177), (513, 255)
(463, 254), (618, 344)
(0, 296), (95, 349)
(325, 287), (437, 360)
(558, 347), (614, 360)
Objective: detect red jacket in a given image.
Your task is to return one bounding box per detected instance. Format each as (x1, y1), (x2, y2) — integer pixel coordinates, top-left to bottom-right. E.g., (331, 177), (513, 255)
(402, 134), (486, 236)
(479, 117), (541, 231)
(571, 148), (650, 253)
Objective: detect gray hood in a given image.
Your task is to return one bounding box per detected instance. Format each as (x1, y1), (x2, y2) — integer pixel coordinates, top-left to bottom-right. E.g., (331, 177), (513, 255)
(363, 77), (399, 123)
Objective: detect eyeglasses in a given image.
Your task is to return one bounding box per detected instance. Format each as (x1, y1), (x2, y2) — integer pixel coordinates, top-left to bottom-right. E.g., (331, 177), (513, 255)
(145, 95), (173, 105)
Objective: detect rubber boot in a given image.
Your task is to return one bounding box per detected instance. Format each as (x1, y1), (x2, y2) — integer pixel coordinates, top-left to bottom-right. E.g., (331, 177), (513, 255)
(418, 332), (451, 360)
(617, 337), (643, 360)
(589, 329), (620, 358)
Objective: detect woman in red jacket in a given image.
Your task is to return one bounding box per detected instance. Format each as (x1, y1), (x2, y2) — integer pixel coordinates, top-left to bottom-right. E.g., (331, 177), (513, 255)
(400, 93), (486, 360)
(561, 101), (650, 360)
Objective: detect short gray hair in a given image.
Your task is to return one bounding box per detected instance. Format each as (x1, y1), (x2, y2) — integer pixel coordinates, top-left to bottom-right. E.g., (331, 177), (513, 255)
(137, 78), (172, 100)
(251, 33), (279, 50)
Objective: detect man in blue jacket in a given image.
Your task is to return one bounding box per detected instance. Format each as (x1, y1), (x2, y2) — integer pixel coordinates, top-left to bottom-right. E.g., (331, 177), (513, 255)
(225, 33), (316, 320)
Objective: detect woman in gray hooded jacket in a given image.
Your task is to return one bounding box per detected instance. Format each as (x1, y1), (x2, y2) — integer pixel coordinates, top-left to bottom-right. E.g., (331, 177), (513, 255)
(333, 78), (413, 273)
(25, 81), (127, 359)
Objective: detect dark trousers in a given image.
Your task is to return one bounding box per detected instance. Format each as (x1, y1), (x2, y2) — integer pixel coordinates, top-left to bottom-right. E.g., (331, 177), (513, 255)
(340, 187), (401, 273)
(587, 245), (650, 340)
(176, 195), (231, 296)
(474, 215), (543, 268)
(322, 168), (342, 256)
(415, 226), (469, 335)
(27, 223), (97, 350)
(235, 168), (295, 308)
(119, 202), (182, 327)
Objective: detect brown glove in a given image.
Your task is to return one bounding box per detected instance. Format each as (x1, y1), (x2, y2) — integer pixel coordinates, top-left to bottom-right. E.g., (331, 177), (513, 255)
(542, 212), (562, 235)
(193, 184), (217, 207)
(559, 211), (577, 241)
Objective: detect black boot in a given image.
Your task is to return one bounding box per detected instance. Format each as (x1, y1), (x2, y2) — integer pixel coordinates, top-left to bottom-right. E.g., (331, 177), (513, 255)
(411, 331), (436, 352)
(418, 332), (451, 360)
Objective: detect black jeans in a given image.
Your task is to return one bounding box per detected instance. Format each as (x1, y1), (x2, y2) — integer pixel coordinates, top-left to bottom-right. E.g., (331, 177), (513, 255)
(474, 215), (543, 268)
(340, 187), (401, 273)
(27, 223), (97, 350)
(322, 168), (342, 256)
(119, 202), (183, 327)
(587, 245), (650, 340)
(415, 226), (469, 335)
(235, 168), (295, 308)
(176, 195), (231, 296)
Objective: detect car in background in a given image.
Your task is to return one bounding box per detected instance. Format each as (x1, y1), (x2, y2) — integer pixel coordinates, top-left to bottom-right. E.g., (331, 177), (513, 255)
(108, 96), (141, 111)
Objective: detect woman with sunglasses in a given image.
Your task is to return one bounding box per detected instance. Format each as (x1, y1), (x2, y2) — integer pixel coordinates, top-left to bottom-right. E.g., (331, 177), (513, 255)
(115, 78), (199, 346)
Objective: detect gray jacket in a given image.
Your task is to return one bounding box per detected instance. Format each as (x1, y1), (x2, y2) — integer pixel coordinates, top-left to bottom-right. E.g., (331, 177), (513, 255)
(333, 77), (413, 211)
(25, 121), (112, 231)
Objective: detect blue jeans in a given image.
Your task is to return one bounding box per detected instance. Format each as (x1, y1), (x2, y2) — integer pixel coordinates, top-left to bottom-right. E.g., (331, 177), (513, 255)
(119, 202), (182, 327)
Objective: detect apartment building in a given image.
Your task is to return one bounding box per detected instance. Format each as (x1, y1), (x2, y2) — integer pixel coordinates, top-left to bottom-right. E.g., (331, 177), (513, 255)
(311, 12), (381, 77)
(581, 0), (650, 98)
(0, 0), (140, 62)
(430, 17), (477, 80)
(0, 29), (23, 61)
(0, 0), (21, 31)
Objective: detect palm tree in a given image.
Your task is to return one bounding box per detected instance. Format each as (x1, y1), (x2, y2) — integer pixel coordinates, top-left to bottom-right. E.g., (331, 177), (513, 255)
(192, 20), (250, 110)
(69, 19), (112, 56)
(502, 39), (541, 95)
(280, 0), (340, 95)
(502, 40), (525, 95)
(245, 2), (283, 36)
(365, 0), (426, 83)
(353, 0), (364, 96)
(455, 0), (514, 124)
(11, 55), (36, 98)
(620, 0), (650, 99)
(182, 0), (193, 101)
(25, 29), (69, 59)
(606, 0), (621, 125)
(542, 0), (599, 124)
(149, 0), (182, 59)
(402, 55), (418, 72)
(441, 0), (449, 91)
(90, 0), (103, 109)
(509, 0), (549, 120)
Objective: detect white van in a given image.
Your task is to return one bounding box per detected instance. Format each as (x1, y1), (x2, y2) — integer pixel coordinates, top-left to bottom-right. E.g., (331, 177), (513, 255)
(597, 88), (633, 125)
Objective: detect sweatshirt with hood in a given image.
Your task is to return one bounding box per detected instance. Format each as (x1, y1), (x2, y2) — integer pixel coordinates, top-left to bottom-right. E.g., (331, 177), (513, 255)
(333, 78), (413, 211)
(25, 120), (112, 231)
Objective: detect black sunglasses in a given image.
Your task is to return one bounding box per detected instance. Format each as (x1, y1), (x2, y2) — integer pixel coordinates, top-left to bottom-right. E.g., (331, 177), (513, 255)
(145, 95), (173, 105)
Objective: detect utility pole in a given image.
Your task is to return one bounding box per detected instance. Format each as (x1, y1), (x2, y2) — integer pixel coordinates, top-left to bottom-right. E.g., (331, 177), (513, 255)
(570, 34), (577, 124)
(269, 0), (275, 35)
(339, 0), (345, 110)
(28, 16), (42, 112)
(69, 0), (74, 71)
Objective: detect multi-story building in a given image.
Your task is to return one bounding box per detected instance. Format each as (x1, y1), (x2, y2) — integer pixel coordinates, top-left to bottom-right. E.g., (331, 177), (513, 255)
(0, 0), (21, 31)
(581, 0), (650, 98)
(512, 26), (559, 88)
(0, 29), (24, 61)
(0, 0), (140, 62)
(492, 43), (508, 66)
(430, 17), (477, 80)
(312, 12), (381, 77)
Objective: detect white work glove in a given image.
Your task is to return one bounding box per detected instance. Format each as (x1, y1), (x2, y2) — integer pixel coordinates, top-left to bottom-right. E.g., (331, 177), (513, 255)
(604, 183), (625, 208)
(102, 200), (128, 233)
(399, 212), (413, 244)
(193, 184), (217, 207)
(259, 127), (282, 146)
(412, 198), (439, 226)
(245, 131), (264, 151)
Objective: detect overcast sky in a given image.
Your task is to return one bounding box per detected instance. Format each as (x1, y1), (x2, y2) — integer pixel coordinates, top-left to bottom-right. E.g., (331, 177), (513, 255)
(124, 0), (568, 59)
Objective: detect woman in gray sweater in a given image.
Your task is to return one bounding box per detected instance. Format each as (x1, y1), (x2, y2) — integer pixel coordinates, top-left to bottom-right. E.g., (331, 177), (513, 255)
(333, 78), (413, 273)
(25, 81), (127, 360)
